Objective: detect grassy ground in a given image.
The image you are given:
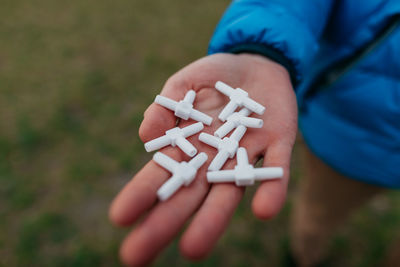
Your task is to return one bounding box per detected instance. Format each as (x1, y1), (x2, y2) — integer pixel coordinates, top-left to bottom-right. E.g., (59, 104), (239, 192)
(1, 1), (399, 266)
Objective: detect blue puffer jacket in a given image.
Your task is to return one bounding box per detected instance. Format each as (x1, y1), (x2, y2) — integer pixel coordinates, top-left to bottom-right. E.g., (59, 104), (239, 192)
(209, 0), (400, 188)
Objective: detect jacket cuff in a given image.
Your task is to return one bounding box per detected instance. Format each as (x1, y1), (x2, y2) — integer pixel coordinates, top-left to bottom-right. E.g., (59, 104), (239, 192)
(207, 1), (327, 86)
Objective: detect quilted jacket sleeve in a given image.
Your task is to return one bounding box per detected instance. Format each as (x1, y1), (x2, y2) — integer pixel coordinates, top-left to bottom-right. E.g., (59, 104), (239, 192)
(208, 0), (334, 85)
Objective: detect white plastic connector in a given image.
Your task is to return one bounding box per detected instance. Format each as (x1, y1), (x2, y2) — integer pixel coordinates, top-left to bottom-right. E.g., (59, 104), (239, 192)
(154, 90), (213, 125)
(199, 125), (247, 171)
(207, 147), (283, 186)
(215, 81), (266, 121)
(144, 122), (203, 157)
(153, 152), (208, 201)
(214, 108), (263, 138)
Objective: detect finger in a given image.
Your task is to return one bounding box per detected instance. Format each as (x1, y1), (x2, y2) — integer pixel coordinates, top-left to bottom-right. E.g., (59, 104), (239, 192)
(111, 89), (216, 228)
(139, 103), (176, 143)
(251, 142), (293, 220)
(179, 148), (261, 259)
(139, 78), (190, 143)
(109, 147), (183, 227)
(117, 129), (251, 265)
(119, 166), (210, 266)
(179, 184), (243, 260)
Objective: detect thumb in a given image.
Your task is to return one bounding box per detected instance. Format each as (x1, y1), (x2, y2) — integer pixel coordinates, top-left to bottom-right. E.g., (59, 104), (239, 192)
(139, 78), (190, 142)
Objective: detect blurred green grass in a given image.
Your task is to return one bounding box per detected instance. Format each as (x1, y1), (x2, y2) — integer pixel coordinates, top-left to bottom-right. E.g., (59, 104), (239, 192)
(0, 1), (399, 266)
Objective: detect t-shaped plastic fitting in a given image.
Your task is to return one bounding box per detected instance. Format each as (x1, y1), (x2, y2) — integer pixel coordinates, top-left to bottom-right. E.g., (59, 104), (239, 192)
(215, 81), (266, 121)
(214, 108), (263, 138)
(207, 147), (283, 186)
(144, 122), (203, 157)
(199, 125), (246, 171)
(154, 90), (213, 125)
(153, 152), (208, 201)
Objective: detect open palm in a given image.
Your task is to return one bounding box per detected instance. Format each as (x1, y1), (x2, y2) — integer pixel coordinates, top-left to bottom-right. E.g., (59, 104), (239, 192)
(109, 53), (298, 266)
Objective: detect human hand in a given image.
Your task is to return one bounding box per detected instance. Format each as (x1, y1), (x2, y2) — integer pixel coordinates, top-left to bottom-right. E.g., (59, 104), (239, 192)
(109, 53), (298, 266)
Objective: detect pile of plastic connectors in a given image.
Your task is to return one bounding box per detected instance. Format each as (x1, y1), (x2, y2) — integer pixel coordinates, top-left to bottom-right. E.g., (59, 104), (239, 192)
(144, 81), (283, 201)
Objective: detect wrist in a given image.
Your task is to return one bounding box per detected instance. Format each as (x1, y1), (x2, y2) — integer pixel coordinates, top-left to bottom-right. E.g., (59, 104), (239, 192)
(236, 53), (292, 86)
(226, 44), (296, 86)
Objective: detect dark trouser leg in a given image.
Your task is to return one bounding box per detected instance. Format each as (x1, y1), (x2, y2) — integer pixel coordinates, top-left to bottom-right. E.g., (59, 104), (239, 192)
(290, 144), (383, 266)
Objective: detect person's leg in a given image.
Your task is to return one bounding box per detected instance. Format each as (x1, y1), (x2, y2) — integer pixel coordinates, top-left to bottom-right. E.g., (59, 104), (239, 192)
(383, 233), (400, 266)
(290, 143), (384, 267)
